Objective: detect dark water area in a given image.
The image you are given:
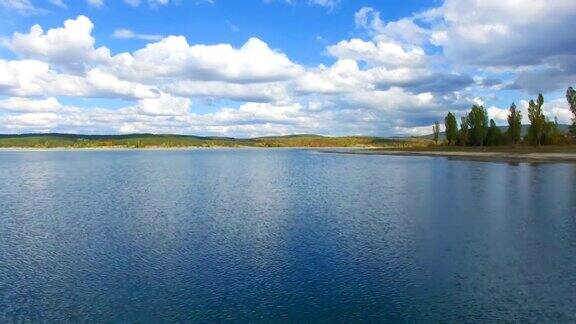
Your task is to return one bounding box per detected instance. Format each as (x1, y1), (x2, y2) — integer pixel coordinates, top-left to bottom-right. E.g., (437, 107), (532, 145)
(1, 149), (575, 322)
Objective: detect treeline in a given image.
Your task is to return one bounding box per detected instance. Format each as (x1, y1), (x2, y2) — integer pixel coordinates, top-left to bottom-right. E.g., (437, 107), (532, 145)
(433, 86), (576, 146)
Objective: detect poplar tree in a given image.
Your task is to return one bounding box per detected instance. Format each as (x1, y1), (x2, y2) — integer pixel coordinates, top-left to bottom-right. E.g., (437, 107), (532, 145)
(567, 87), (576, 137)
(466, 105), (488, 146)
(433, 120), (440, 145)
(458, 116), (469, 146)
(444, 112), (458, 145)
(486, 119), (503, 146)
(527, 94), (546, 145)
(506, 102), (522, 144)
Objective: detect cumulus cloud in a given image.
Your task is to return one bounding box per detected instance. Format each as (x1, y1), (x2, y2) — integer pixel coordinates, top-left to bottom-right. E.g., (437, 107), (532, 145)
(165, 81), (289, 103)
(134, 93), (190, 116)
(430, 0), (576, 67)
(1, 6), (574, 137)
(0, 97), (61, 113)
(327, 38), (426, 68)
(295, 59), (371, 95)
(354, 1), (576, 94)
(108, 36), (303, 83)
(355, 7), (428, 45)
(7, 16), (111, 72)
(0, 59), (159, 99)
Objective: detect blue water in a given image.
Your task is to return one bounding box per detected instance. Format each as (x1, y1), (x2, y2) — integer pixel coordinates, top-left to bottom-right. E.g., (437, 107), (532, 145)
(1, 149), (575, 322)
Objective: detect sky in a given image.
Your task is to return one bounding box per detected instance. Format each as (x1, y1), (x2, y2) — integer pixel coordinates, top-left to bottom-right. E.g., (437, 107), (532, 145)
(0, 0), (575, 137)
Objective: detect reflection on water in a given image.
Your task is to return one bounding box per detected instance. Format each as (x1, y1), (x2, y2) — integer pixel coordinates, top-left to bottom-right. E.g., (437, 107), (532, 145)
(0, 150), (575, 322)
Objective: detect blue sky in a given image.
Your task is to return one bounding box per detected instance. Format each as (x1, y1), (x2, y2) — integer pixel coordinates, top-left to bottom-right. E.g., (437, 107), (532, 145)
(0, 0), (575, 136)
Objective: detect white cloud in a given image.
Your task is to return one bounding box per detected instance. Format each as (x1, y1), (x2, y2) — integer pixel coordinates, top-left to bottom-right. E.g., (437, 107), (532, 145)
(309, 0), (338, 9)
(48, 0), (67, 8)
(430, 0), (576, 67)
(108, 36), (303, 83)
(0, 97), (61, 112)
(296, 59), (371, 94)
(7, 16), (111, 72)
(0, 59), (158, 99)
(165, 81), (289, 102)
(327, 38), (426, 68)
(1, 10), (573, 137)
(0, 0), (44, 14)
(3, 112), (61, 129)
(135, 93), (190, 116)
(112, 28), (163, 41)
(355, 7), (428, 45)
(87, 0), (104, 8)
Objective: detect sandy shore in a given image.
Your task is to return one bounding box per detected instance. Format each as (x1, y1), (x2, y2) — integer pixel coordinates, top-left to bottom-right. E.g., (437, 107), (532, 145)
(322, 149), (576, 164)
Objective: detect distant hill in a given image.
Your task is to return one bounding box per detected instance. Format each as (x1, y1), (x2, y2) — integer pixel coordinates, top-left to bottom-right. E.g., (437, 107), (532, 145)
(418, 124), (571, 141)
(0, 133), (431, 149)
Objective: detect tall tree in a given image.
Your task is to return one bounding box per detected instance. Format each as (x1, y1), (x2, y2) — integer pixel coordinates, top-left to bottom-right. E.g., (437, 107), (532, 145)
(542, 116), (560, 145)
(466, 105), (489, 146)
(506, 102), (522, 144)
(567, 87), (576, 137)
(527, 94), (546, 145)
(444, 112), (458, 145)
(458, 116), (469, 146)
(433, 120), (440, 145)
(486, 119), (504, 146)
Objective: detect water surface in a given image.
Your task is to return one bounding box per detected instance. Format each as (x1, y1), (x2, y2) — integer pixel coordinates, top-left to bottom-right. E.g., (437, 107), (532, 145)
(1, 149), (575, 322)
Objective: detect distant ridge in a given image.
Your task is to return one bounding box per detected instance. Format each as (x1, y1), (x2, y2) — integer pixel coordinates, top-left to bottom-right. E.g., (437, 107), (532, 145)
(0, 133), (427, 148)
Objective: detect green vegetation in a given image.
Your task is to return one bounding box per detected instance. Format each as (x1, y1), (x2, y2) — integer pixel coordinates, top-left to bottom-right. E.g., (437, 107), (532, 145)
(506, 103), (522, 144)
(486, 119), (504, 146)
(432, 121), (440, 145)
(527, 94), (546, 145)
(467, 105), (489, 146)
(444, 112), (458, 145)
(0, 133), (431, 149)
(457, 116), (469, 146)
(567, 86), (576, 136)
(439, 87), (575, 148)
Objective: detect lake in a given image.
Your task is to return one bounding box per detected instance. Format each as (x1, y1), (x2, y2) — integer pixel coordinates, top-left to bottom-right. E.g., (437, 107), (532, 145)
(1, 149), (575, 322)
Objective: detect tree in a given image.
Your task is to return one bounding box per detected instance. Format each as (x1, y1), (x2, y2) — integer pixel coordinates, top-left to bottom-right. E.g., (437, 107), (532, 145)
(567, 87), (576, 137)
(542, 116), (560, 145)
(457, 116), (469, 146)
(433, 120), (440, 145)
(466, 105), (488, 146)
(486, 119), (504, 146)
(506, 102), (522, 144)
(444, 112), (458, 145)
(527, 94), (546, 145)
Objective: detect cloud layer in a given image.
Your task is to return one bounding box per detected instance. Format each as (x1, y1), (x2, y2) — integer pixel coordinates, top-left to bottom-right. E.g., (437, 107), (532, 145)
(0, 0), (575, 136)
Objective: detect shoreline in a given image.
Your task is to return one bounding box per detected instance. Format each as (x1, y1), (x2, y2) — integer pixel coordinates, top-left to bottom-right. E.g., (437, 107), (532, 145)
(323, 148), (576, 164)
(3, 146), (576, 164)
(0, 146), (378, 152)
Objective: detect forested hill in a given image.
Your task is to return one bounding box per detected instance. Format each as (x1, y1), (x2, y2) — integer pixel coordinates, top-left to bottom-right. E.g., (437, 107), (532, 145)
(0, 133), (429, 148)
